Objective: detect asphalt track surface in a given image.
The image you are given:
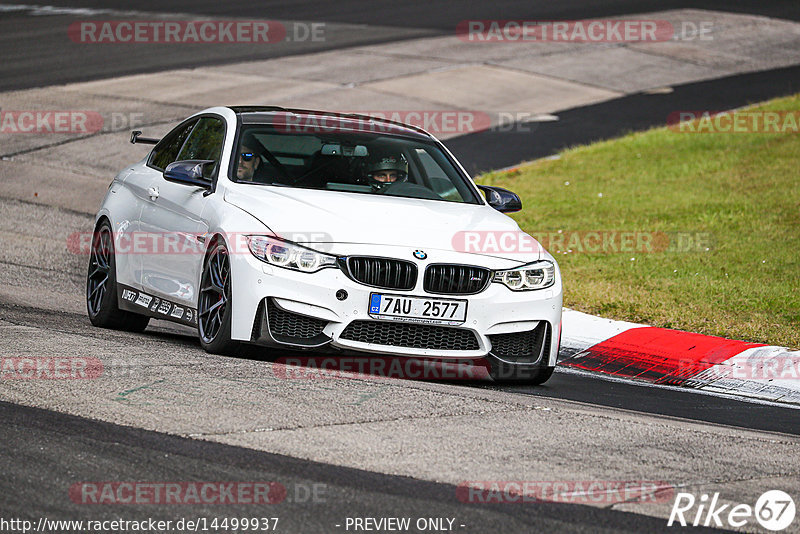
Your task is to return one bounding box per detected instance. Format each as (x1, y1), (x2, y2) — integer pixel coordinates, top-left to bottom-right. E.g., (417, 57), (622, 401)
(18, 0), (800, 26)
(2, 1), (800, 532)
(0, 285), (798, 531)
(448, 64), (800, 172)
(488, 371), (800, 436)
(4, 1), (800, 173)
(1, 401), (715, 534)
(2, 0), (800, 91)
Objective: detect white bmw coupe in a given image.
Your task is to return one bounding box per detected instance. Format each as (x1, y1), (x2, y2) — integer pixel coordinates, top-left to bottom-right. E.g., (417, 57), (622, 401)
(87, 106), (562, 384)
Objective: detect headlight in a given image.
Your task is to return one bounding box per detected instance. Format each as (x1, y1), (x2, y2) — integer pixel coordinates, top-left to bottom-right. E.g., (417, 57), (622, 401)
(246, 236), (337, 273)
(493, 260), (555, 291)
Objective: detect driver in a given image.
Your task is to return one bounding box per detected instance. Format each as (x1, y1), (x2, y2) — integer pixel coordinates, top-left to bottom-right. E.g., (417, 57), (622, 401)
(236, 132), (263, 181)
(365, 152), (408, 192)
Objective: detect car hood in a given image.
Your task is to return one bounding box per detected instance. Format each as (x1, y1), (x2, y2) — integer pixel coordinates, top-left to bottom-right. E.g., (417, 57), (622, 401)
(224, 185), (541, 261)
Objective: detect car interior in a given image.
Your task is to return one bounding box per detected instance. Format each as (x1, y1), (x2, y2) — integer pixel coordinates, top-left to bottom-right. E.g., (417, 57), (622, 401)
(235, 130), (470, 203)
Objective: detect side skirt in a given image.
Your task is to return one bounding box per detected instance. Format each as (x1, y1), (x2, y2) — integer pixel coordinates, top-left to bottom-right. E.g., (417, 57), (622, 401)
(117, 284), (198, 327)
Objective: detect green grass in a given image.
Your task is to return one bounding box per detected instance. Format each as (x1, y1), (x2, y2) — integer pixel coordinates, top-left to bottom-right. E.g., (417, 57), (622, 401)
(478, 94), (800, 348)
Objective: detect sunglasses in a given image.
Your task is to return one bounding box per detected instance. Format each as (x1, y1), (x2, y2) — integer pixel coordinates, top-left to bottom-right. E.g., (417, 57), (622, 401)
(239, 152), (255, 162)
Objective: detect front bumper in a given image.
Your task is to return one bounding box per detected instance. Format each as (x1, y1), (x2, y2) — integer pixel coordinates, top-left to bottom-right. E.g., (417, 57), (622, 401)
(230, 248), (563, 367)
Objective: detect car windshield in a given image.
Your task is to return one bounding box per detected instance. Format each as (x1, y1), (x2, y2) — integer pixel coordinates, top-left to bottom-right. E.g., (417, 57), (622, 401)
(232, 125), (480, 204)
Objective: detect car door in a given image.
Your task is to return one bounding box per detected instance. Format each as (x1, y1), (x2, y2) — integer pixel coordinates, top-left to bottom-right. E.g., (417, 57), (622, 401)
(138, 116), (225, 311)
(121, 118), (199, 290)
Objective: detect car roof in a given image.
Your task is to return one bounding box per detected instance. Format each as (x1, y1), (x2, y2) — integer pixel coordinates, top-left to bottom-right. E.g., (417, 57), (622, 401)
(228, 106), (434, 141)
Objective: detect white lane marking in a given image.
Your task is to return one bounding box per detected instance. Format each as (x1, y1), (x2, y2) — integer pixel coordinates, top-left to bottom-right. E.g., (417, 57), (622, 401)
(689, 346), (800, 403)
(0, 3), (201, 18)
(561, 307), (800, 406)
(561, 307), (642, 355)
(557, 365), (800, 410)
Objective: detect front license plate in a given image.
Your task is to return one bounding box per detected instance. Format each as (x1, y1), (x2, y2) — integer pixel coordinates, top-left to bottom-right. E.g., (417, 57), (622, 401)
(368, 293), (467, 325)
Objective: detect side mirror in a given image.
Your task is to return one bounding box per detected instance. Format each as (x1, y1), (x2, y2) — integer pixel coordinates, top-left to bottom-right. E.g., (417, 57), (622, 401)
(130, 130), (160, 145)
(477, 185), (522, 213)
(163, 160), (214, 189)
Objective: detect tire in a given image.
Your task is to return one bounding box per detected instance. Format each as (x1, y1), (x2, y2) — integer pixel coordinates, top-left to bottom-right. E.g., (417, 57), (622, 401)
(86, 221), (150, 332)
(488, 359), (555, 385)
(198, 239), (240, 354)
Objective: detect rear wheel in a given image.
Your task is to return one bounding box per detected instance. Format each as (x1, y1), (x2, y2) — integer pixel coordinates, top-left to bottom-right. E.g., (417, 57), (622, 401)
(198, 240), (240, 354)
(86, 221), (149, 332)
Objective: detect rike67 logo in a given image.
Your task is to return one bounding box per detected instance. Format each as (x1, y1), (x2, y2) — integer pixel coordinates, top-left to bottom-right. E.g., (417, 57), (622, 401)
(668, 490), (795, 531)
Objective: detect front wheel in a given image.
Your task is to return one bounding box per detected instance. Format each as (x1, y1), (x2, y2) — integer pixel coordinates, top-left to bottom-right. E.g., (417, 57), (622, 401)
(198, 240), (240, 354)
(86, 221), (150, 332)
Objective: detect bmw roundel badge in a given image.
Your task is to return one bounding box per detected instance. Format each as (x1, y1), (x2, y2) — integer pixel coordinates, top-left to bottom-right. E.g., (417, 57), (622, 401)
(413, 250), (427, 260)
